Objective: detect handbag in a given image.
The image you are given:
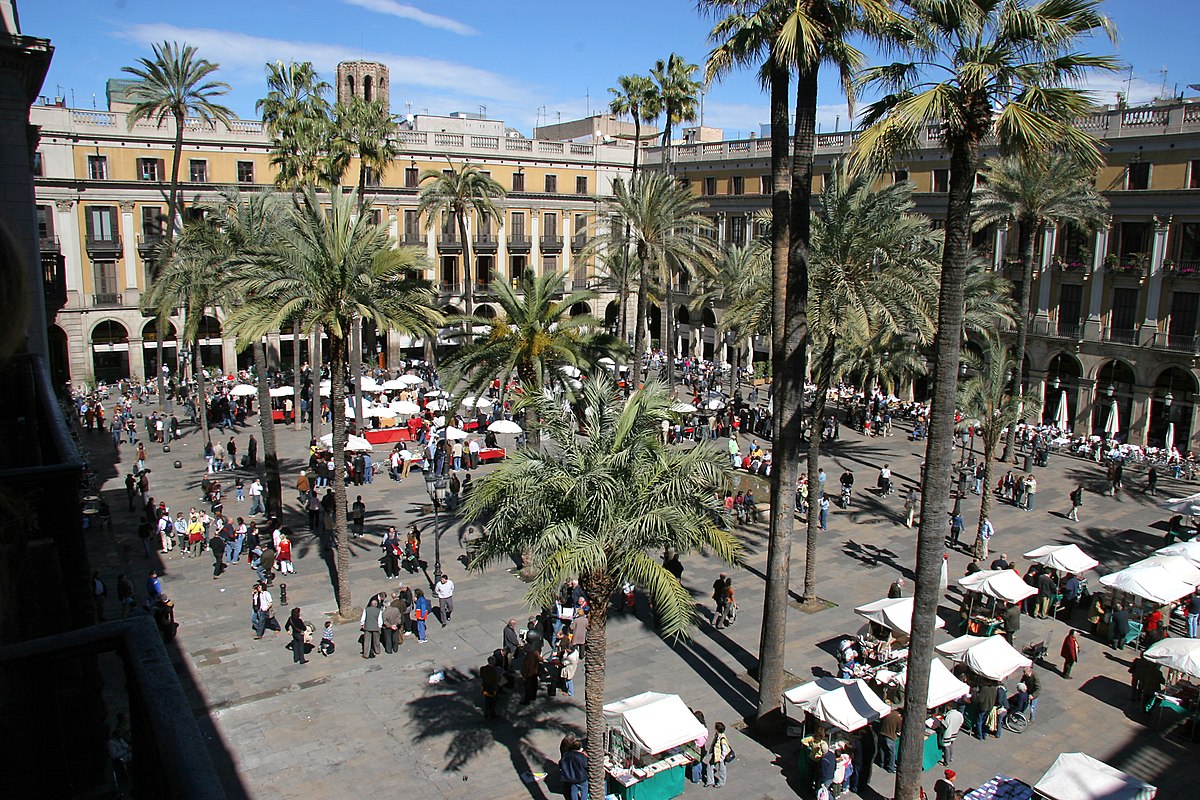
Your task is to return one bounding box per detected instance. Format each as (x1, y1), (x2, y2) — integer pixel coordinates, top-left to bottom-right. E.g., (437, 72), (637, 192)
(724, 749), (736, 763)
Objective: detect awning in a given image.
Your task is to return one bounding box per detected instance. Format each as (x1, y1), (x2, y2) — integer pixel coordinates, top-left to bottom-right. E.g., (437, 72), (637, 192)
(782, 677), (852, 720)
(936, 634), (1031, 682)
(854, 596), (945, 635)
(1142, 637), (1200, 681)
(1022, 544), (1099, 575)
(890, 659), (971, 709)
(1156, 540), (1200, 566)
(958, 569), (1037, 604)
(602, 692), (706, 756)
(1098, 566), (1194, 605)
(808, 680), (892, 733)
(1034, 753), (1156, 800)
(1124, 555), (1200, 586)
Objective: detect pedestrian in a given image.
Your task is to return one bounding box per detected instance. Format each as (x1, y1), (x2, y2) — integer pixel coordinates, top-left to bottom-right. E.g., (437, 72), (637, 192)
(1067, 484), (1083, 521)
(285, 607), (309, 664)
(381, 596), (403, 654)
(558, 735), (589, 800)
(713, 573), (733, 628)
(819, 495), (830, 531)
(1061, 628), (1081, 678)
(146, 570), (162, 600)
(210, 528), (226, 579)
(360, 597), (382, 658)
(948, 511), (964, 547)
(934, 769), (957, 800)
(979, 516), (995, 559)
(706, 721), (731, 788)
(560, 645), (580, 696)
(689, 710), (709, 784)
(876, 708), (901, 772)
(248, 478), (265, 516)
(116, 573), (135, 619)
(1109, 603), (1131, 650)
(351, 495), (366, 538)
(92, 571), (107, 621)
(253, 583), (280, 638)
(940, 706), (963, 765)
(435, 574), (455, 626)
(1147, 465), (1159, 496)
(904, 488), (918, 528)
(1025, 474), (1037, 511)
(480, 655), (502, 720)
(521, 647), (542, 703)
(277, 533), (294, 575)
(1188, 592), (1200, 639)
(319, 621), (335, 656)
(888, 578), (905, 599)
(412, 588), (431, 642)
(503, 618), (521, 671)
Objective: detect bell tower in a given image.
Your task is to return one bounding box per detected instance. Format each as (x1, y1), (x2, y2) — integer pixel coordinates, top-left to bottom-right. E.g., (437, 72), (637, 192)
(336, 61), (389, 112)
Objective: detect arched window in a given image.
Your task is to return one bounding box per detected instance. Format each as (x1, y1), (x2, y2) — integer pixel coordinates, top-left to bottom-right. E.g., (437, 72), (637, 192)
(363, 75), (373, 102)
(346, 75), (355, 96)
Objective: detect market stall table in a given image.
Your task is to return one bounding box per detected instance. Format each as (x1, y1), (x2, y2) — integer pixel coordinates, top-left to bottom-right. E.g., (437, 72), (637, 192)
(602, 692), (704, 800)
(964, 776), (1033, 800)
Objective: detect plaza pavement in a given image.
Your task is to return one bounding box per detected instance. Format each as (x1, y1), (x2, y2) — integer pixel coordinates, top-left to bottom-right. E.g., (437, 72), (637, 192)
(80, 407), (1199, 799)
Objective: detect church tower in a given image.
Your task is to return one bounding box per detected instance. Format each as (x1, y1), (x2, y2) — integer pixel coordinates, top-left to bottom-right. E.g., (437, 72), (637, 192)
(336, 61), (389, 112)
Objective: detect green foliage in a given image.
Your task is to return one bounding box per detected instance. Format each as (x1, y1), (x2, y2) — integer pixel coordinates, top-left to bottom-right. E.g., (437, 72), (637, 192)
(256, 60), (332, 190)
(122, 41), (233, 132)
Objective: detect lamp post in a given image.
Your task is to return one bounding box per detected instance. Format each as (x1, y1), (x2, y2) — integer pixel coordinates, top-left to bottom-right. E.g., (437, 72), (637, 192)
(424, 470), (447, 583)
(1105, 383), (1116, 441)
(958, 362), (968, 465)
(1165, 390), (1174, 448)
(725, 330), (736, 399)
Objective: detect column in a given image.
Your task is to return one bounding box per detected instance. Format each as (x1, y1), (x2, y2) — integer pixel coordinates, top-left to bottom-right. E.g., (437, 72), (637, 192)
(128, 336), (145, 381)
(119, 201), (138, 300)
(425, 213), (437, 286)
(56, 199), (84, 307)
(1033, 224), (1058, 321)
(1083, 219), (1111, 339)
(266, 331), (282, 370)
(1028, 369), (1048, 425)
(1189, 403), (1200, 455)
(1139, 215), (1171, 345)
(745, 336), (754, 372)
(718, 212), (728, 245)
(221, 337), (237, 377)
(387, 205), (399, 244)
(1074, 377), (1095, 434)
(562, 213), (573, 288)
(992, 220), (1009, 271)
(530, 212), (541, 276)
(497, 211), (509, 283)
(1131, 385), (1153, 447)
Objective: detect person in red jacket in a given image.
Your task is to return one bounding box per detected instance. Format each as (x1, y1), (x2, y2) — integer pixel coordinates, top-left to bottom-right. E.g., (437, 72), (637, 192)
(1061, 629), (1081, 679)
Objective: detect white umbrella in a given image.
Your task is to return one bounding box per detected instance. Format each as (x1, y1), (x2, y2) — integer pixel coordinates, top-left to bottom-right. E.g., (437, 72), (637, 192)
(229, 384), (257, 397)
(705, 398), (725, 411)
(1159, 491), (1200, 516)
(1055, 392), (1070, 431)
(1142, 637), (1200, 680)
(1104, 402), (1120, 437)
(598, 357), (616, 368)
(1098, 565), (1194, 604)
(381, 378), (406, 390)
(390, 400), (421, 415)
(488, 419), (523, 434)
(560, 365), (582, 378)
(426, 398), (449, 411)
(671, 402), (698, 413)
(462, 396), (493, 409)
(318, 433), (374, 452)
(1157, 540), (1200, 566)
(423, 389), (442, 398)
(1166, 422), (1176, 452)
(358, 376), (380, 391)
(444, 426), (469, 441)
(397, 374), (424, 386)
(268, 386), (294, 398)
(1022, 544), (1099, 574)
(854, 597), (945, 636)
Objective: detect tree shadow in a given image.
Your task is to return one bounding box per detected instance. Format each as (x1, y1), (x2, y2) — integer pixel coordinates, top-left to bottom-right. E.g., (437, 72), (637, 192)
(666, 634), (759, 719)
(406, 666), (581, 797)
(840, 539), (916, 581)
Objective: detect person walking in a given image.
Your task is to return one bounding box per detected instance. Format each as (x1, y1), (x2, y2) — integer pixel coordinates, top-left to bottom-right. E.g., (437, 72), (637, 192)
(948, 511), (964, 548)
(934, 769), (957, 800)
(1188, 592), (1200, 639)
(381, 597), (403, 654)
(351, 495), (366, 538)
(360, 597), (382, 658)
(285, 607), (309, 664)
(560, 646), (580, 697)
(1147, 465), (1159, 496)
(480, 656), (502, 720)
(1067, 484), (1083, 521)
(904, 488), (919, 528)
(940, 706), (964, 766)
(1109, 604), (1131, 650)
(521, 647), (543, 704)
(979, 516), (995, 559)
(712, 573), (733, 629)
(435, 574), (455, 626)
(558, 736), (589, 800)
(706, 722), (732, 788)
(819, 495), (830, 531)
(1061, 629), (1081, 679)
(1025, 474), (1038, 511)
(413, 589), (431, 642)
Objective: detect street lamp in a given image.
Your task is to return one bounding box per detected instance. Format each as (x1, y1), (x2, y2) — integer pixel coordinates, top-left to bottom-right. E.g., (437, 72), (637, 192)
(699, 323), (706, 360)
(424, 470), (447, 583)
(725, 330), (736, 399)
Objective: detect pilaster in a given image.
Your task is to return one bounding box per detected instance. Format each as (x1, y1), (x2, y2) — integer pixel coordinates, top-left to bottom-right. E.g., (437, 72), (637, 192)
(993, 220), (1009, 271)
(56, 199), (83, 307)
(1083, 218), (1112, 339)
(118, 201), (139, 300)
(1139, 215), (1171, 345)
(1034, 224), (1058, 321)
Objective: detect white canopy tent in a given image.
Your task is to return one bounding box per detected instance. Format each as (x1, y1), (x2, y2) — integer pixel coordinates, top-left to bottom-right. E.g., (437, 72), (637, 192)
(1124, 555), (1200, 586)
(268, 386), (294, 398)
(602, 692), (706, 756)
(890, 659), (971, 709)
(1156, 540), (1200, 566)
(808, 680), (892, 732)
(1158, 491), (1200, 516)
(1098, 566), (1195, 605)
(854, 597), (946, 635)
(671, 402), (698, 413)
(782, 677), (850, 721)
(1034, 753), (1156, 800)
(936, 634), (1031, 682)
(390, 400), (421, 415)
(229, 384), (257, 397)
(317, 433), (373, 452)
(1022, 544), (1099, 574)
(1141, 637), (1200, 680)
(959, 569), (1037, 604)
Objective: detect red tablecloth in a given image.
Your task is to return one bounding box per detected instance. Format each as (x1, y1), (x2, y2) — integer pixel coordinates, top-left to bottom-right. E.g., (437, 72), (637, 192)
(364, 428), (413, 445)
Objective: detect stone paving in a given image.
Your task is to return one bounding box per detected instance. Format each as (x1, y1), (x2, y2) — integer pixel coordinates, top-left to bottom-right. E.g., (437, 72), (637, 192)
(80, 407), (1200, 799)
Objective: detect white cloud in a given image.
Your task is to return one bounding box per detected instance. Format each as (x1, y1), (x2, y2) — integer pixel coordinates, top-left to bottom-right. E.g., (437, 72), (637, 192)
(117, 23), (525, 104)
(339, 0), (477, 36)
(1084, 72), (1168, 106)
(701, 100), (854, 139)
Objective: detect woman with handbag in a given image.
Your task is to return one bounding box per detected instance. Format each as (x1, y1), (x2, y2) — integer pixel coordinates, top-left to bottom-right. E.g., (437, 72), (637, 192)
(706, 722), (732, 788)
(285, 607), (309, 664)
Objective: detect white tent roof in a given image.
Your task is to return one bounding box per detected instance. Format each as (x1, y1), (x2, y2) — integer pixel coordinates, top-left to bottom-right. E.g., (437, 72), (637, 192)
(935, 634), (991, 660)
(958, 569), (1037, 604)
(892, 659), (971, 709)
(782, 677), (851, 719)
(317, 433), (373, 452)
(1125, 555), (1200, 586)
(1159, 491), (1200, 516)
(1022, 544), (1099, 575)
(1142, 637), (1200, 680)
(229, 383), (257, 397)
(1098, 566), (1195, 605)
(602, 692), (706, 756)
(936, 634), (1031, 682)
(1156, 540), (1200, 566)
(390, 400), (421, 415)
(1034, 753), (1156, 800)
(268, 386), (294, 397)
(854, 596), (946, 635)
(808, 680), (892, 733)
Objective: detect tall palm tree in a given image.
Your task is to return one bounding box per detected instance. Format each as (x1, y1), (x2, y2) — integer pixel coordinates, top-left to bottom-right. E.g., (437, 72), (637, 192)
(591, 244), (642, 346)
(417, 161), (507, 321)
(801, 164), (938, 600)
(962, 253), (1017, 338)
(853, 3), (1118, 796)
(123, 41), (233, 409)
(256, 60), (332, 191)
(608, 74), (660, 181)
(464, 374), (741, 800)
(592, 173), (714, 389)
(833, 328), (928, 398)
(441, 269), (626, 449)
(326, 96), (401, 204)
(972, 153), (1108, 460)
(225, 189), (441, 616)
(957, 336), (1040, 559)
(650, 53), (702, 175)
(692, 243), (768, 392)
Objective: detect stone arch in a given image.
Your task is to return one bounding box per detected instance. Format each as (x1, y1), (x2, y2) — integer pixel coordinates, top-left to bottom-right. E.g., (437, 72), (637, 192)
(141, 319), (178, 379)
(648, 304), (662, 348)
(90, 319), (130, 383)
(569, 301), (590, 318)
(48, 324), (70, 386)
(1149, 366), (1198, 450)
(675, 305), (690, 325)
(363, 74), (373, 102)
(702, 307), (717, 327)
(346, 74), (355, 96)
(476, 304), (497, 319)
(604, 300), (621, 333)
(1091, 359), (1137, 439)
(1043, 352), (1083, 428)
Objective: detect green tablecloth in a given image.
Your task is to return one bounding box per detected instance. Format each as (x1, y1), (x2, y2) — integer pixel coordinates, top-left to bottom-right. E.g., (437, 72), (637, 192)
(608, 764), (685, 800)
(898, 732), (944, 772)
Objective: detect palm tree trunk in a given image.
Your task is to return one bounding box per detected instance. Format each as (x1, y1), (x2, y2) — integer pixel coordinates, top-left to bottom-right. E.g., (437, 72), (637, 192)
(292, 318), (302, 431)
(459, 211), (475, 337)
(155, 320), (167, 411)
(252, 340), (282, 518)
(351, 317), (364, 432)
(632, 115), (641, 181)
(803, 337), (836, 602)
(664, 280), (676, 392)
(972, 439), (996, 559)
(329, 334), (354, 616)
(755, 59), (795, 724)
(157, 113), (186, 411)
(194, 337), (211, 448)
(1003, 216), (1039, 462)
(633, 242), (650, 362)
(580, 570), (614, 800)
(894, 135), (979, 800)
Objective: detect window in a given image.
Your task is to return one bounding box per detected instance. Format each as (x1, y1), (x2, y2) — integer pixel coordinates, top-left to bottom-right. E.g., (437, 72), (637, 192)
(138, 158), (165, 181)
(933, 169), (950, 193)
(729, 216), (746, 246)
(1057, 284), (1082, 335)
(405, 167), (419, 188)
(476, 215), (491, 238)
(543, 254), (559, 274)
(893, 169), (909, 184)
(37, 205), (53, 240)
(477, 255), (494, 286)
(87, 155), (107, 180)
(141, 206), (164, 238)
(33, 151), (43, 177)
(512, 171), (525, 192)
(573, 213), (588, 240)
(543, 212), (558, 238)
(1110, 287), (1139, 335)
(1190, 160), (1200, 189)
(731, 176), (744, 195)
(1168, 291), (1199, 344)
(760, 175), (773, 194)
(703, 177), (717, 196)
(544, 174), (558, 193)
(85, 206), (117, 243)
(92, 260), (119, 298)
(363, 167), (380, 187)
(1178, 222), (1200, 266)
(189, 159), (208, 182)
(403, 210), (421, 241)
(511, 212), (526, 238)
(367, 209), (382, 226)
(575, 175), (588, 194)
(143, 258), (157, 288)
(440, 212), (457, 239)
(1127, 162), (1150, 190)
(237, 161), (254, 183)
(612, 177), (625, 194)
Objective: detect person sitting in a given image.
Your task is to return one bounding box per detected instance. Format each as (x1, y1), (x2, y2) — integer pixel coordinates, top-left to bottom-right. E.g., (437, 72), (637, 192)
(1007, 682), (1031, 716)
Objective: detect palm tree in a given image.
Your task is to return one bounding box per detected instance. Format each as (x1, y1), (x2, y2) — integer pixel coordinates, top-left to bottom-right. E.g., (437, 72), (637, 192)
(833, 328), (928, 398)
(957, 336), (1040, 559)
(123, 41), (233, 409)
(608, 74), (660, 180)
(256, 60), (332, 191)
(440, 269), (626, 449)
(591, 244), (642, 346)
(962, 254), (1017, 339)
(692, 243), (768, 393)
(853, 3), (1118, 796)
(972, 153), (1108, 460)
(464, 374), (741, 800)
(326, 96), (401, 203)
(225, 189), (441, 616)
(592, 172), (715, 388)
(417, 161), (507, 322)
(801, 164), (938, 601)
(650, 53), (702, 174)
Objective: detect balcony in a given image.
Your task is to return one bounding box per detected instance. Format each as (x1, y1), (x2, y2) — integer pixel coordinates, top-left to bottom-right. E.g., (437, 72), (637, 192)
(84, 235), (121, 255)
(1164, 260), (1200, 278)
(1030, 319), (1081, 339)
(437, 235), (462, 252)
(38, 234), (60, 253)
(137, 233), (164, 254)
(1151, 331), (1198, 353)
(42, 253), (66, 313)
(438, 282), (464, 297)
(473, 235), (497, 253)
(401, 232), (424, 246)
(540, 235), (563, 251)
(92, 293), (123, 307)
(571, 234), (588, 252)
(508, 234), (531, 252)
(1103, 327), (1138, 345)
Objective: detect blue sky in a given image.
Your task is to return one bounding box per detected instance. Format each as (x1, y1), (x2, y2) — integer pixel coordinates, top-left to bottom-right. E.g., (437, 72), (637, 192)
(21, 0), (1200, 139)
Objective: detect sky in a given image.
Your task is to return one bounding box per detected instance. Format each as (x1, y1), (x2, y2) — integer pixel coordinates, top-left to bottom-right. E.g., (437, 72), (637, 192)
(20, 0), (1200, 139)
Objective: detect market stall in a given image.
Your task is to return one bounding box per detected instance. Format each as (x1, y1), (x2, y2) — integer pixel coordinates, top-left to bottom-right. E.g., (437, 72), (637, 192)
(1098, 564), (1195, 647)
(957, 570), (1036, 636)
(935, 634), (1032, 683)
(1156, 540), (1200, 566)
(853, 596), (945, 659)
(789, 679), (892, 786)
(1140, 638), (1200, 734)
(1033, 753), (1156, 800)
(602, 692), (705, 800)
(880, 659), (971, 771)
(1022, 544), (1099, 574)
